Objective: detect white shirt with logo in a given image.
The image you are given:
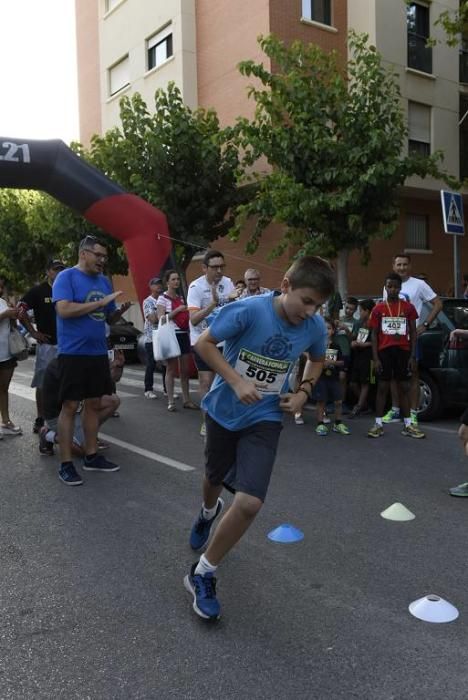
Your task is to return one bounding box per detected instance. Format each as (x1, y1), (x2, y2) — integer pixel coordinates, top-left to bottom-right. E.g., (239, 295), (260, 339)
(0, 298), (12, 362)
(187, 275), (235, 345)
(383, 276), (437, 325)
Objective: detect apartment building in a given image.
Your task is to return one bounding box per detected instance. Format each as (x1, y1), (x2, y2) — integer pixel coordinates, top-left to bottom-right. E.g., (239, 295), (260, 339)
(75, 0), (467, 304)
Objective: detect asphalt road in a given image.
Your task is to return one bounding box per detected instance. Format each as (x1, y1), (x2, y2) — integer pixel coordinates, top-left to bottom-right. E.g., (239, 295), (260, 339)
(1, 358), (468, 700)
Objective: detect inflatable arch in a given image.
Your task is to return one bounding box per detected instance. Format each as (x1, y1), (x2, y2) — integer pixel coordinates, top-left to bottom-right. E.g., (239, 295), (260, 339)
(0, 137), (172, 305)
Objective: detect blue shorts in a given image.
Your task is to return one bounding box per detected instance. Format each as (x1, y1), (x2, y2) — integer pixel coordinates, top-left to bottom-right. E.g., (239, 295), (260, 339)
(313, 376), (342, 403)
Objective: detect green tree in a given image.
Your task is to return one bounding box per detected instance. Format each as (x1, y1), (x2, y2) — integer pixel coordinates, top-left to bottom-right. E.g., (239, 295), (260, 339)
(232, 33), (459, 296)
(434, 0), (468, 46)
(89, 82), (244, 272)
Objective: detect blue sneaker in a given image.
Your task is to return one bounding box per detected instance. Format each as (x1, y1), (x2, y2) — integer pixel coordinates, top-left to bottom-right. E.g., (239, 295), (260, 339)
(83, 454), (120, 472)
(184, 563), (221, 620)
(59, 463), (83, 486)
(189, 498), (224, 550)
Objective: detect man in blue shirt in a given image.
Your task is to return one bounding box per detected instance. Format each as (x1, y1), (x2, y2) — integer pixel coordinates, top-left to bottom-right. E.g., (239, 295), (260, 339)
(184, 255), (334, 621)
(52, 235), (131, 486)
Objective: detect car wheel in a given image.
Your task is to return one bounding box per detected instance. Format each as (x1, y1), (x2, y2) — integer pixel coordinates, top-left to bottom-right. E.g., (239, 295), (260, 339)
(417, 371), (442, 421)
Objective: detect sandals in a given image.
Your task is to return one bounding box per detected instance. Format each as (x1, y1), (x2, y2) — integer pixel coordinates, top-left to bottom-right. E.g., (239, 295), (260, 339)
(1, 421), (22, 436)
(167, 403), (177, 412)
(183, 401), (200, 410)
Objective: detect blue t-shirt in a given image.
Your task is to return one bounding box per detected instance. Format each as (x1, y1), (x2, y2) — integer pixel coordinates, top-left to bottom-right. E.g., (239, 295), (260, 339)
(52, 267), (116, 355)
(202, 292), (327, 430)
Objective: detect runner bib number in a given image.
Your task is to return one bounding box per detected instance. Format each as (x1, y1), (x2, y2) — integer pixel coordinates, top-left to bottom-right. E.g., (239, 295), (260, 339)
(235, 348), (291, 395)
(382, 316), (407, 335)
(357, 328), (369, 343)
(325, 348), (338, 362)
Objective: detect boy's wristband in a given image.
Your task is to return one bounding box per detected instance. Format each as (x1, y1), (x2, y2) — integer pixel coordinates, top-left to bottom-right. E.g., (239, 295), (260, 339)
(296, 387), (310, 400)
(299, 379), (315, 389)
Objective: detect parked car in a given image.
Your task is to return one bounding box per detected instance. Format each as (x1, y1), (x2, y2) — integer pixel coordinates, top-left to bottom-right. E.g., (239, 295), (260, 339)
(417, 298), (468, 420)
(109, 318), (142, 364)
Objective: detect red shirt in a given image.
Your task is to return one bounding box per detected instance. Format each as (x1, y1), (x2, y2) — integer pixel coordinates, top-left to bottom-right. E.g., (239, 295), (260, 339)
(369, 299), (418, 351)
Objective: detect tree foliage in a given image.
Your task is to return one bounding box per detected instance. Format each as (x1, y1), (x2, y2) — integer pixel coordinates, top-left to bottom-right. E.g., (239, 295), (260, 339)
(434, 0), (468, 46)
(231, 33), (459, 292)
(89, 83), (243, 270)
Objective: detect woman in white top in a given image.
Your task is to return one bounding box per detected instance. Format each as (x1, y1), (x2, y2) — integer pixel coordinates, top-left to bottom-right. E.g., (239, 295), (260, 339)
(157, 270), (199, 412)
(0, 276), (23, 437)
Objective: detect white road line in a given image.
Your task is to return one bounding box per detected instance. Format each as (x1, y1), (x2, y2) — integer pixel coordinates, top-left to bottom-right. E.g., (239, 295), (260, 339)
(98, 434), (195, 472)
(8, 382), (196, 472)
(422, 424), (457, 435)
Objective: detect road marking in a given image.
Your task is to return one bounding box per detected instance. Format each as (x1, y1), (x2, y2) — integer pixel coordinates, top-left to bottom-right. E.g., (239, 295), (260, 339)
(422, 424), (457, 435)
(98, 434), (195, 472)
(9, 382), (196, 472)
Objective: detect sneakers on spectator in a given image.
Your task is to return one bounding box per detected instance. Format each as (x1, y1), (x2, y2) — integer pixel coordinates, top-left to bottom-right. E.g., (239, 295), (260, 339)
(449, 482), (468, 497)
(144, 391), (157, 399)
(190, 498), (224, 550)
(410, 409), (419, 426)
(33, 416), (44, 434)
(382, 408), (400, 423)
(401, 424), (425, 439)
(39, 426), (54, 456)
(59, 463), (83, 486)
(333, 422), (351, 435)
(315, 424), (328, 436)
(294, 412), (304, 425)
(368, 424), (384, 438)
(184, 563), (221, 620)
(83, 454), (120, 472)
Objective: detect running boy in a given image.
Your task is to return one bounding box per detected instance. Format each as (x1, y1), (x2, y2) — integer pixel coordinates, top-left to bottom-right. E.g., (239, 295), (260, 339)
(348, 298), (375, 418)
(314, 318), (350, 436)
(184, 256), (334, 620)
(367, 273), (425, 439)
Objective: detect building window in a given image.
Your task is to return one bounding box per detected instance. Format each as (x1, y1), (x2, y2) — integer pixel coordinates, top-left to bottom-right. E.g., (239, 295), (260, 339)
(147, 25), (173, 71)
(408, 101), (431, 156)
(406, 214), (429, 250)
(407, 2), (432, 73)
(301, 0), (331, 26)
(109, 56), (129, 96)
(460, 35), (468, 84)
(461, 95), (468, 180)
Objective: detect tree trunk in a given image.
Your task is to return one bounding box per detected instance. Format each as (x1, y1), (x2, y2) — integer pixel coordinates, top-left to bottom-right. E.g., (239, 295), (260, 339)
(335, 249), (349, 301)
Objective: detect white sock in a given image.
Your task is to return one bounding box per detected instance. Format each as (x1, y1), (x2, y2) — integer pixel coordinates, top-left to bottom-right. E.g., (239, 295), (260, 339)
(404, 417), (411, 427)
(195, 554), (217, 577)
(376, 417), (383, 427)
(45, 430), (55, 442)
(202, 500), (219, 520)
(392, 406), (399, 414)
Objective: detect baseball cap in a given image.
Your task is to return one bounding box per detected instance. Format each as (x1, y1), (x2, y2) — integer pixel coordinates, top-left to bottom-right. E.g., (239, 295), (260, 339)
(149, 276), (162, 285)
(47, 258), (65, 270)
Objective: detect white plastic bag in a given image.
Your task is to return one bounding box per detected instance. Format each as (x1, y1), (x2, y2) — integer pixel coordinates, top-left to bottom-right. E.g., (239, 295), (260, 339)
(152, 318), (181, 361)
(8, 326), (29, 361)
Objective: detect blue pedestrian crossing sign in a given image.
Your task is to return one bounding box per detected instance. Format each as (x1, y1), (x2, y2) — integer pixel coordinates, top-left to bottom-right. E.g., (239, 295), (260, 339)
(440, 190), (465, 235)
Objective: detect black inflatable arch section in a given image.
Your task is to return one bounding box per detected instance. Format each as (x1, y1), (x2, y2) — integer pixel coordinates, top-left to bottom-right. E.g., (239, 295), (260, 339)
(0, 137), (172, 305)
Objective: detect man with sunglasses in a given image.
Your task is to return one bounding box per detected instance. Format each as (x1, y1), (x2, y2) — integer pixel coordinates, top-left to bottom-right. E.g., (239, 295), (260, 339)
(52, 236), (131, 485)
(240, 268), (270, 298)
(187, 250), (236, 436)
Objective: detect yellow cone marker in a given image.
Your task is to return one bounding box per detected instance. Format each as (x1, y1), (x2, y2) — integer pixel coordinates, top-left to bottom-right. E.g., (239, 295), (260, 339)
(380, 502), (415, 521)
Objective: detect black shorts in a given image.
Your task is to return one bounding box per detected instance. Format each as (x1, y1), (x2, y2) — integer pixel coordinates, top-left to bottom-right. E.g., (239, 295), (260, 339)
(378, 347), (411, 381)
(205, 414), (282, 502)
(176, 331), (191, 355)
(350, 351), (372, 384)
(57, 354), (113, 403)
(192, 347), (212, 372)
(0, 357), (17, 370)
(313, 375), (342, 403)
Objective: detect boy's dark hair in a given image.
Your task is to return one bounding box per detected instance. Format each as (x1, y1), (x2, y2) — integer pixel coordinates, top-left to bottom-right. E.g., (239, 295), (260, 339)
(385, 272), (403, 286)
(235, 279), (246, 286)
(359, 298), (375, 312)
(392, 253), (411, 263)
(346, 296), (358, 307)
(163, 269), (178, 285)
(203, 249), (225, 266)
(285, 256), (335, 296)
(324, 316), (336, 330)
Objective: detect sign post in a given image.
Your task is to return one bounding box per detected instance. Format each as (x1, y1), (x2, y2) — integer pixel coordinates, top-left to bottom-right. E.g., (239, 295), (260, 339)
(440, 190), (465, 296)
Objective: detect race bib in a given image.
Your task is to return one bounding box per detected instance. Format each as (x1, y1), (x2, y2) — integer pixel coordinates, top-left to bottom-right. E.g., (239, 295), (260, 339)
(382, 316), (407, 335)
(357, 328), (369, 343)
(235, 348), (291, 395)
(340, 321), (354, 333)
(325, 348), (338, 362)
